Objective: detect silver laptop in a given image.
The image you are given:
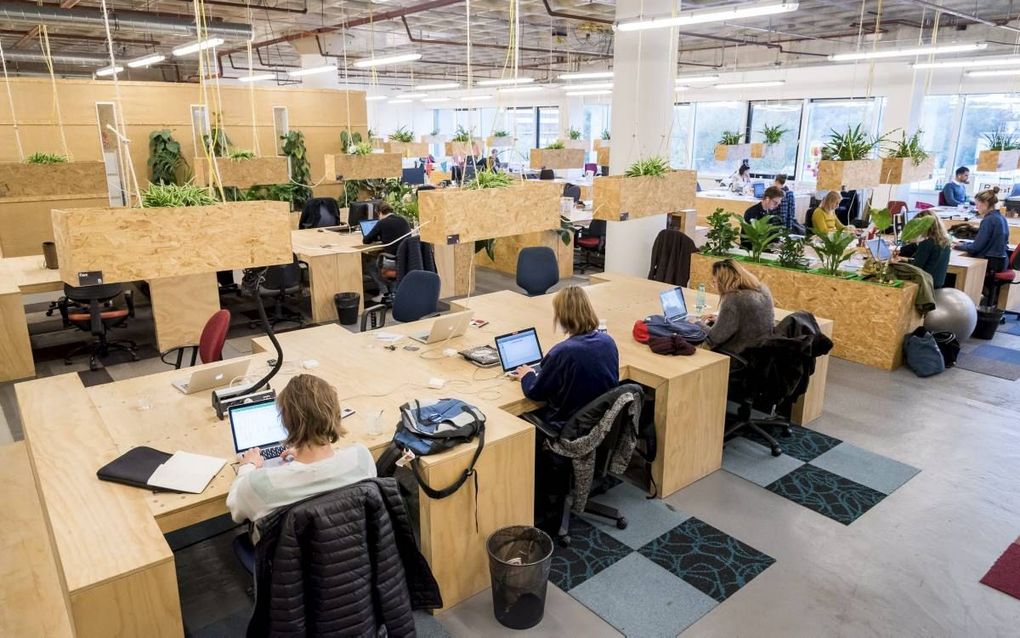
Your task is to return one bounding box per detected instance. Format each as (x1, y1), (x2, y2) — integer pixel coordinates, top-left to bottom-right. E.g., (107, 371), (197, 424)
(228, 399), (288, 466)
(171, 359), (251, 395)
(409, 311), (473, 344)
(660, 287), (688, 323)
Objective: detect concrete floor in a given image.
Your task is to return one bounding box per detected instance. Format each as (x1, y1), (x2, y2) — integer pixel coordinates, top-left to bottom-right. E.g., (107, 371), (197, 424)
(3, 268), (1019, 636)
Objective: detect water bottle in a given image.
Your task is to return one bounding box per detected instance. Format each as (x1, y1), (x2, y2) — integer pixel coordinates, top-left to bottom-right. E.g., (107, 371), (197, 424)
(695, 283), (706, 314)
(597, 319), (607, 333)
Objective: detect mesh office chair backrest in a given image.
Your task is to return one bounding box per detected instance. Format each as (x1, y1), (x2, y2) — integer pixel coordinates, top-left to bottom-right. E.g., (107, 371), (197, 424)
(392, 270), (441, 323)
(539, 169), (555, 180)
(562, 183), (582, 203)
(516, 246), (559, 296)
(262, 255), (302, 293)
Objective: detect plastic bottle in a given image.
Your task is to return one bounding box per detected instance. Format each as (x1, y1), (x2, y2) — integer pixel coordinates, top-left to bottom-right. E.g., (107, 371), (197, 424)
(695, 283), (706, 314)
(597, 319), (607, 333)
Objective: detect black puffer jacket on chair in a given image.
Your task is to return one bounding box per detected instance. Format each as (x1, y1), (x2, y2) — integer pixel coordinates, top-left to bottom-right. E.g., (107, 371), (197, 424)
(248, 477), (443, 637)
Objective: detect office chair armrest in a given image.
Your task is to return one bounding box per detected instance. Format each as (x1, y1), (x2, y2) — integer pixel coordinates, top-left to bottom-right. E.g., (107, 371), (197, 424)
(715, 348), (750, 374)
(124, 290), (135, 318)
(533, 419), (561, 440)
(160, 345), (200, 369)
(360, 303), (387, 331)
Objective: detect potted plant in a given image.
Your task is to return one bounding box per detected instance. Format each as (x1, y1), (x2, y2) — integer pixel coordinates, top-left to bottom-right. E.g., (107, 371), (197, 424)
(564, 127), (588, 150)
(594, 129), (611, 150)
(758, 123), (790, 159)
(529, 140), (585, 170)
(880, 130), (934, 184)
(194, 146), (290, 190)
(422, 128), (446, 145)
(592, 156), (697, 221)
(813, 229), (858, 276)
(775, 230), (808, 270)
(977, 129), (1020, 172)
(816, 124), (884, 190)
(861, 208), (935, 283)
(737, 215), (783, 263)
(148, 130), (188, 186)
(0, 150), (107, 199)
(703, 208), (739, 257)
(486, 129), (515, 148)
(326, 129), (401, 181)
(281, 130), (312, 209)
(385, 126), (428, 157)
(714, 130), (764, 161)
(446, 125), (482, 156)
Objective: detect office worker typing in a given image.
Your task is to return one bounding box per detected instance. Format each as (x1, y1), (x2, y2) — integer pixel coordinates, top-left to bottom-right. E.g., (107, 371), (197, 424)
(899, 209), (952, 288)
(744, 185), (785, 225)
(955, 187), (1009, 272)
(361, 202), (411, 247)
(701, 259), (775, 354)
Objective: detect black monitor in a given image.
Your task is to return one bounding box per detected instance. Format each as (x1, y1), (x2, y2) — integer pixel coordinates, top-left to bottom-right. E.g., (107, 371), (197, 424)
(401, 167), (425, 185)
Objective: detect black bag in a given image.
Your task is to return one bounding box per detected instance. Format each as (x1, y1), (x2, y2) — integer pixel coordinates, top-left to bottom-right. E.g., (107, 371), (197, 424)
(903, 327), (945, 377)
(933, 331), (961, 368)
(376, 398), (485, 499)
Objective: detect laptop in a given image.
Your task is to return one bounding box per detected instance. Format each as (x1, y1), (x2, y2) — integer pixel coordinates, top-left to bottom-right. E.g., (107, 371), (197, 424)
(753, 182), (765, 198)
(866, 237), (892, 261)
(409, 311), (473, 344)
(494, 328), (544, 374)
(171, 359), (251, 395)
(228, 399), (288, 466)
(660, 287), (688, 323)
(359, 219), (379, 236)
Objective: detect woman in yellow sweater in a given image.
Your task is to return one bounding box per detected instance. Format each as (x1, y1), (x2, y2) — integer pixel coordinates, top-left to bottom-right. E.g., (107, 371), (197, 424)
(812, 191), (848, 235)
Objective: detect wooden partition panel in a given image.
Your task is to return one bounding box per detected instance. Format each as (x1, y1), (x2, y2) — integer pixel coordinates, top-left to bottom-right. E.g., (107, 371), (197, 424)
(0, 195), (110, 257)
(417, 181), (561, 245)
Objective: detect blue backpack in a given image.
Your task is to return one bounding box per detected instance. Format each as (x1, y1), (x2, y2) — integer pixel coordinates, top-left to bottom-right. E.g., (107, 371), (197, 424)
(903, 328), (945, 377)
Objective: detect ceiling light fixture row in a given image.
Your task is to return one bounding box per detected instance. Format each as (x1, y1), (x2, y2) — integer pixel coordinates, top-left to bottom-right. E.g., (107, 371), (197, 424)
(352, 53), (422, 68)
(912, 56), (1020, 70)
(828, 41), (987, 62)
(616, 1), (798, 32)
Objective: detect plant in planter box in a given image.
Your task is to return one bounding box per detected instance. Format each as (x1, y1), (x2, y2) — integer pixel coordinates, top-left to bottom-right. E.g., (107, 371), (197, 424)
(430, 128), (440, 136)
(140, 183), (217, 208)
(984, 129), (1020, 151)
(567, 128), (582, 140)
(148, 129), (187, 185)
(758, 123), (789, 145)
(203, 114), (231, 157)
(814, 229), (857, 276)
(226, 149), (255, 160)
(281, 130), (312, 208)
(719, 131), (743, 146)
(821, 124), (884, 161)
(704, 208), (738, 256)
(389, 126), (415, 143)
(738, 215), (783, 263)
(492, 130), (510, 138)
(350, 142), (374, 156)
(776, 230), (808, 269)
(601, 129), (611, 141)
(340, 130), (364, 152)
(884, 130), (930, 166)
(624, 156), (669, 178)
(465, 169), (515, 260)
(25, 152), (69, 164)
(452, 125), (474, 142)
(544, 140), (566, 150)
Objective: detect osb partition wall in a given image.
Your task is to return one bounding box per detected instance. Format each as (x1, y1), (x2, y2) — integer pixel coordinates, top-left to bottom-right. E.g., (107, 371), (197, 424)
(593, 170), (697, 221)
(689, 253), (922, 370)
(713, 143), (765, 161)
(0, 195), (109, 257)
(474, 230), (573, 279)
(324, 153), (402, 180)
(192, 156), (289, 189)
(384, 141), (429, 157)
(976, 150), (1020, 173)
(529, 148), (586, 170)
(880, 157), (934, 185)
(417, 181), (562, 245)
(52, 201), (292, 284)
(816, 159), (882, 190)
(596, 146), (610, 167)
(445, 140), (483, 156)
(0, 161), (107, 199)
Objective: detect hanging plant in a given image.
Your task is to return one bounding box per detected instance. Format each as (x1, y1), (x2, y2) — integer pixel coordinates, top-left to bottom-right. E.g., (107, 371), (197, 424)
(25, 152), (69, 164)
(203, 113), (231, 157)
(492, 130), (510, 138)
(147, 129), (187, 185)
(340, 130), (364, 153)
(624, 156), (669, 178)
(226, 149), (256, 160)
(821, 124), (884, 161)
(351, 142), (374, 156)
(281, 130), (312, 209)
(567, 128), (582, 141)
(464, 170), (514, 190)
(544, 141), (566, 150)
(140, 183), (217, 208)
(452, 125), (474, 142)
(389, 126), (415, 143)
(718, 131), (743, 146)
(758, 124), (790, 145)
(601, 129), (611, 141)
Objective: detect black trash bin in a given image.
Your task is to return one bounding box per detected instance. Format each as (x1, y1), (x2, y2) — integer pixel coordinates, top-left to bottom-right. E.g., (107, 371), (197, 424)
(334, 292), (360, 326)
(972, 307), (1004, 340)
(486, 526), (554, 630)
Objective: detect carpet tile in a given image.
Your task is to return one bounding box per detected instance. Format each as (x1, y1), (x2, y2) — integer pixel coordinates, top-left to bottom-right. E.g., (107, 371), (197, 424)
(809, 442), (920, 495)
(766, 464), (886, 525)
(997, 320), (1020, 336)
(586, 481), (692, 549)
(980, 543), (1020, 601)
(742, 424), (842, 463)
(722, 437), (805, 487)
(955, 344), (1020, 381)
(548, 518), (632, 591)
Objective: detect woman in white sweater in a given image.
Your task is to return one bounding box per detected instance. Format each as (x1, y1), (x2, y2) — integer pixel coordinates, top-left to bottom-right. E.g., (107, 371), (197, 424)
(227, 374), (376, 527)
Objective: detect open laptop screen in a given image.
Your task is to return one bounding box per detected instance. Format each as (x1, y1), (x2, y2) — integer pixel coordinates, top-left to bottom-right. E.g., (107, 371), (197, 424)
(660, 288), (688, 322)
(359, 219), (379, 235)
(494, 328), (543, 372)
(229, 400), (288, 453)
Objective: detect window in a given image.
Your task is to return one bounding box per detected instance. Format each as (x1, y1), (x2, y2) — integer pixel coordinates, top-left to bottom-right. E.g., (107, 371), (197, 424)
(748, 100), (802, 177)
(954, 94), (1020, 175)
(801, 98), (885, 183)
(692, 101), (747, 176)
(507, 107), (537, 163)
(537, 106), (560, 148)
(273, 106), (289, 155)
(670, 103), (693, 169)
(917, 95), (960, 189)
(583, 104), (611, 143)
(190, 105), (210, 156)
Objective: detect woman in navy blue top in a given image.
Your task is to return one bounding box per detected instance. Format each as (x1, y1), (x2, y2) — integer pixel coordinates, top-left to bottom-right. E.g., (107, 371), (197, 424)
(512, 286), (619, 434)
(956, 187), (1009, 273)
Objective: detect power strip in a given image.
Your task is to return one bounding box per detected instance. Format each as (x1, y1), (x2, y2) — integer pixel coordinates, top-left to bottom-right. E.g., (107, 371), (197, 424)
(213, 387), (276, 420)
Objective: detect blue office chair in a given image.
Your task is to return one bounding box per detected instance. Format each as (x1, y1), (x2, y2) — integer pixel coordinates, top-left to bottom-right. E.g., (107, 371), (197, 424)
(1009, 183), (1020, 199)
(562, 183), (582, 204)
(401, 167), (426, 185)
(361, 270), (441, 330)
(517, 246), (559, 296)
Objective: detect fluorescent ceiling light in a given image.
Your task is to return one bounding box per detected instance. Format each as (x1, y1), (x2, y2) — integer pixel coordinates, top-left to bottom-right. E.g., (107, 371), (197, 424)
(715, 80), (785, 89)
(913, 56), (1020, 70)
(463, 95), (493, 101)
(288, 64), (337, 77)
(172, 37), (224, 57)
(94, 65), (123, 77)
(127, 53), (165, 68)
(414, 82), (460, 90)
(676, 74), (719, 83)
(498, 86), (547, 93)
(477, 77), (535, 86)
(237, 73), (276, 82)
(388, 99), (413, 104)
(966, 69), (1020, 78)
(565, 90), (611, 97)
(420, 97), (451, 103)
(617, 1), (798, 33)
(675, 85), (690, 91)
(561, 82), (612, 91)
(559, 71), (614, 80)
(828, 41), (987, 62)
(400, 93), (428, 99)
(365, 95), (388, 101)
(352, 53), (422, 68)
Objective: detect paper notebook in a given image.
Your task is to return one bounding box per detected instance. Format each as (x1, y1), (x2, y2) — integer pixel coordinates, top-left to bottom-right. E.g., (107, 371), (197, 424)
(147, 451), (227, 494)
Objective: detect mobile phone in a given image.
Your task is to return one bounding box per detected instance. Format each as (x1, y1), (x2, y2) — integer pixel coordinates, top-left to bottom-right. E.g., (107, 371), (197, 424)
(341, 407), (356, 419)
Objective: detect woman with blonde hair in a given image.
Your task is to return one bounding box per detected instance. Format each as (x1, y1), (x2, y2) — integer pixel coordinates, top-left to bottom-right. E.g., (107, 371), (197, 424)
(227, 374), (376, 525)
(812, 190), (850, 235)
(904, 209), (952, 288)
(956, 187), (1010, 273)
(512, 285), (619, 433)
(703, 259), (775, 354)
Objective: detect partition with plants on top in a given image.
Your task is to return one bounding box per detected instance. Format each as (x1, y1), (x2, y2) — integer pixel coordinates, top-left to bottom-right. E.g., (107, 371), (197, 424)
(385, 127), (428, 157)
(446, 125), (482, 156)
(325, 129), (402, 181)
(816, 124), (885, 190)
(593, 156), (697, 222)
(977, 129), (1020, 172)
(714, 130), (765, 161)
(529, 142), (585, 170)
(880, 130), (934, 184)
(192, 114), (289, 190)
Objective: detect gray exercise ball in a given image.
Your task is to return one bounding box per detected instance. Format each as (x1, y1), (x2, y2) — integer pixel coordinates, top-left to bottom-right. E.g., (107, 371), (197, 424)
(924, 287), (977, 338)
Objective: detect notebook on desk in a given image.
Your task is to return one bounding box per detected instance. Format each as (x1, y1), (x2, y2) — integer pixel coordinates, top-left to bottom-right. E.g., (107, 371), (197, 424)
(96, 446), (225, 494)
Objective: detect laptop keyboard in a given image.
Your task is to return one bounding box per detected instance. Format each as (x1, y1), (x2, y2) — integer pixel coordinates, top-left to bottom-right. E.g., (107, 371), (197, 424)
(261, 445), (285, 461)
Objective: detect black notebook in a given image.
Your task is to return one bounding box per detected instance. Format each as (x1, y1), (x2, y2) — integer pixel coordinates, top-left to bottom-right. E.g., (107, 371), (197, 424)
(96, 446), (172, 491)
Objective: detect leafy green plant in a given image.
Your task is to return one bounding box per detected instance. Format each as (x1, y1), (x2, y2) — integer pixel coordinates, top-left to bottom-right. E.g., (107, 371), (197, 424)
(384, 180), (418, 222)
(464, 169), (514, 190)
(492, 130), (510, 138)
(601, 129), (611, 141)
(429, 128), (440, 136)
(367, 128), (376, 139)
(624, 156), (669, 178)
(203, 113), (231, 157)
(226, 149), (255, 160)
(351, 142), (374, 156)
(141, 183), (217, 208)
(147, 130), (186, 185)
(243, 183), (300, 204)
(719, 131), (743, 146)
(821, 124), (884, 161)
(814, 229), (857, 276)
(738, 215), (783, 263)
(557, 216), (574, 246)
(983, 129), (1020, 151)
(869, 207), (893, 234)
(544, 141), (566, 150)
(758, 123), (789, 145)
(340, 130), (364, 152)
(776, 230), (808, 269)
(25, 152), (69, 164)
(567, 127), (582, 140)
(704, 208), (738, 256)
(281, 130), (312, 209)
(452, 125), (474, 142)
(884, 130), (930, 165)
(389, 126), (414, 143)
(900, 215), (935, 244)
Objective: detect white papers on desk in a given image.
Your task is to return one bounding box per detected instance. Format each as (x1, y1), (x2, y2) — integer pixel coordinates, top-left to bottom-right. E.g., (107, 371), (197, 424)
(147, 451), (226, 494)
(373, 331), (404, 343)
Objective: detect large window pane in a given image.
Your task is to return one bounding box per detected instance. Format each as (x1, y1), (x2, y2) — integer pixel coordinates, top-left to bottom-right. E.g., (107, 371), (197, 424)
(508, 107), (537, 164)
(537, 106), (560, 148)
(749, 100), (802, 177)
(916, 95), (959, 189)
(693, 101), (747, 176)
(670, 103), (693, 169)
(955, 94), (1020, 177)
(802, 98), (885, 183)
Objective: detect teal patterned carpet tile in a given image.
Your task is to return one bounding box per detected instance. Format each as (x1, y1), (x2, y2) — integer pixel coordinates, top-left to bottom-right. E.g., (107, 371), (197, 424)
(766, 464), (886, 525)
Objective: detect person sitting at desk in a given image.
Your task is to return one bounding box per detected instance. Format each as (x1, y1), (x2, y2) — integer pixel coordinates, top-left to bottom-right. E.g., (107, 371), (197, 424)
(511, 286), (619, 435)
(774, 173), (798, 231)
(744, 185), (785, 225)
(901, 209), (952, 288)
(362, 202), (411, 248)
(227, 374), (376, 527)
(955, 187), (1009, 272)
(701, 259), (774, 355)
(812, 190), (852, 235)
(729, 163), (751, 194)
(489, 148), (502, 170)
(943, 166), (974, 207)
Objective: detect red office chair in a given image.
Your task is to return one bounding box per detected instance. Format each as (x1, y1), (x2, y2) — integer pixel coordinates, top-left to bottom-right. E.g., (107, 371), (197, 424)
(575, 219), (607, 274)
(916, 201), (935, 210)
(990, 243), (1020, 320)
(938, 192), (948, 206)
(888, 200), (907, 216)
(160, 309), (232, 369)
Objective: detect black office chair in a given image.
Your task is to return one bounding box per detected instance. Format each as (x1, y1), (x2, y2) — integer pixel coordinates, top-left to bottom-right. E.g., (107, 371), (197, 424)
(298, 197), (340, 229)
(361, 270), (441, 331)
(463, 162), (477, 183)
(575, 219), (607, 274)
(516, 246), (559, 296)
(58, 283), (138, 370)
(535, 383), (644, 546)
(539, 168), (555, 180)
(562, 183), (582, 204)
(251, 254), (306, 328)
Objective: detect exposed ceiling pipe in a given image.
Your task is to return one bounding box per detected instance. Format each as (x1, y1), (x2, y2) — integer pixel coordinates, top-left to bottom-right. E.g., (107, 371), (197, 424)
(2, 50), (111, 66)
(400, 16), (612, 60)
(0, 1), (254, 39)
(161, 0), (309, 14)
(0, 27), (157, 45)
(901, 0), (1020, 34)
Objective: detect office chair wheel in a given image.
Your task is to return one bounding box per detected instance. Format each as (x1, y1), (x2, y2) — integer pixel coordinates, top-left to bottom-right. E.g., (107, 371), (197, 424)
(770, 445), (782, 457)
(557, 535), (572, 547)
(616, 517), (628, 530)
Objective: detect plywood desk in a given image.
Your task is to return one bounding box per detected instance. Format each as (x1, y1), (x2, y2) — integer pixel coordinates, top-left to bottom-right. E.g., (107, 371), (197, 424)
(947, 250), (987, 305)
(291, 228), (376, 322)
(696, 190), (812, 225)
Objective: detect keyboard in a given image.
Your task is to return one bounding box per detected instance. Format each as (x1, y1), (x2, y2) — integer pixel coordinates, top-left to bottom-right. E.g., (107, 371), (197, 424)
(261, 445), (285, 461)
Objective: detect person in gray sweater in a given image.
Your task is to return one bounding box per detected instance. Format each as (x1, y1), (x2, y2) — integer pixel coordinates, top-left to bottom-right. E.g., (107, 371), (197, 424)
(702, 259), (775, 354)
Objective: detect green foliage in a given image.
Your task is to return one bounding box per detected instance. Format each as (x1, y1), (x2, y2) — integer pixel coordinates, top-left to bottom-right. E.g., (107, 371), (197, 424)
(141, 183), (217, 208)
(821, 124), (884, 161)
(25, 152), (69, 164)
(492, 130), (510, 138)
(452, 125), (473, 142)
(869, 207), (892, 233)
(884, 130), (930, 165)
(340, 130), (364, 152)
(738, 215), (783, 263)
(704, 208), (738, 257)
(383, 179), (418, 222)
(203, 114), (231, 157)
(624, 156), (669, 178)
(147, 130), (187, 185)
(719, 131), (743, 146)
(429, 128), (440, 136)
(983, 129), (1020, 151)
(601, 129), (611, 141)
(544, 141), (566, 150)
(758, 123), (789, 145)
(814, 230), (857, 276)
(281, 130), (312, 209)
(567, 127), (582, 140)
(242, 183), (301, 203)
(776, 230), (808, 269)
(226, 149), (255, 160)
(464, 170), (514, 190)
(389, 126), (414, 143)
(900, 215), (935, 244)
(351, 142), (374, 156)
(558, 217), (574, 246)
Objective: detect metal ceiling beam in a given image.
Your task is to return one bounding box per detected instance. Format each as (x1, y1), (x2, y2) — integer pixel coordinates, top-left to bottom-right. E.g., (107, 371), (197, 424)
(400, 15), (612, 60)
(901, 0), (1020, 34)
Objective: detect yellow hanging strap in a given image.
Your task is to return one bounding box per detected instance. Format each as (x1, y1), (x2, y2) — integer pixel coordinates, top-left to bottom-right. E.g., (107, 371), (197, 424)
(97, 0), (142, 206)
(245, 1), (261, 157)
(39, 26), (71, 160)
(191, 0), (226, 201)
(0, 36), (24, 160)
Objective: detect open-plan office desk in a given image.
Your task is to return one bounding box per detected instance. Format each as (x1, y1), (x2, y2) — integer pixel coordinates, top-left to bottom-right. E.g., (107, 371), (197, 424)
(0, 255), (64, 381)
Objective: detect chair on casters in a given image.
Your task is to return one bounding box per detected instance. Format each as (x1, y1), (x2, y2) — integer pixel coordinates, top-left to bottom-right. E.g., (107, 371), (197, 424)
(58, 283), (138, 371)
(516, 246), (559, 296)
(989, 243), (1020, 321)
(535, 383), (644, 546)
(539, 168), (555, 180)
(575, 219), (607, 274)
(562, 183), (582, 204)
(160, 309), (231, 369)
(251, 254), (305, 329)
(938, 191), (948, 206)
(361, 270), (441, 331)
(298, 197), (340, 229)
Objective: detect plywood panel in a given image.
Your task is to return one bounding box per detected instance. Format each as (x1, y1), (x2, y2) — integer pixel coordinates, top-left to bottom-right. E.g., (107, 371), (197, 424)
(977, 149), (1020, 172)
(52, 200), (292, 284)
(0, 161), (107, 199)
(529, 148), (585, 170)
(192, 156), (289, 189)
(324, 153), (402, 181)
(444, 140), (482, 156)
(417, 181), (561, 244)
(596, 146), (610, 167)
(593, 170), (697, 221)
(694, 194), (754, 225)
(880, 156), (934, 185)
(0, 290), (35, 382)
(474, 229), (573, 279)
(434, 242), (475, 298)
(485, 136), (515, 148)
(148, 273), (220, 351)
(816, 159), (882, 190)
(384, 141), (429, 157)
(713, 143), (765, 161)
(0, 195), (110, 257)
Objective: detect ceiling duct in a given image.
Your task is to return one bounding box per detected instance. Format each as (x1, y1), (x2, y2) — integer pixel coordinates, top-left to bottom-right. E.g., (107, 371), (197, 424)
(2, 49), (111, 66)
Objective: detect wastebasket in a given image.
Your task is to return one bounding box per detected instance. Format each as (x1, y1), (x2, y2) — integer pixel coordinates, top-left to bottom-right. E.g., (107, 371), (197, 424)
(334, 292), (360, 326)
(972, 306), (1004, 340)
(486, 526), (554, 630)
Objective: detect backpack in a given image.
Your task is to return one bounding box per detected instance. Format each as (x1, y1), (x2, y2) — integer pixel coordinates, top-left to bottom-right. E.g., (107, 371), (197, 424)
(376, 398), (486, 499)
(633, 315), (707, 345)
(903, 328), (945, 377)
(933, 331), (961, 368)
